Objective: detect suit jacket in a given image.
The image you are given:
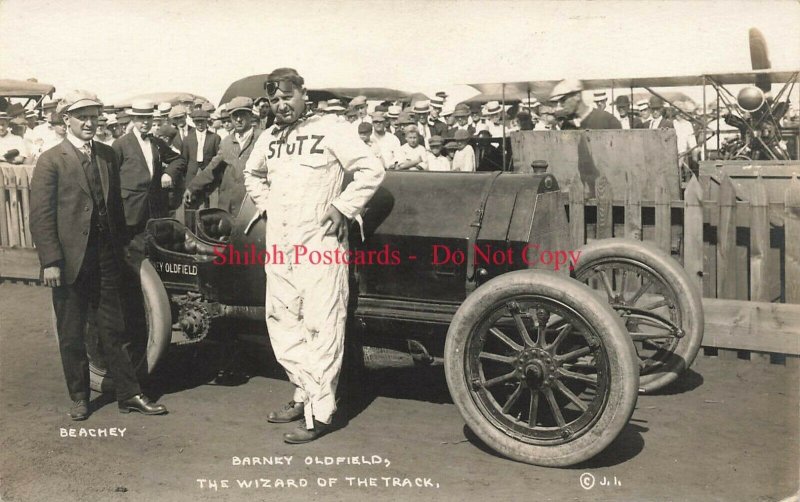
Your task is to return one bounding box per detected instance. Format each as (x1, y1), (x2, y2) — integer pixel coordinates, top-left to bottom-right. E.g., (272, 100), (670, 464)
(30, 139), (128, 285)
(181, 129), (221, 189)
(112, 131), (186, 227)
(171, 124), (195, 151)
(649, 116), (674, 130)
(188, 128), (262, 216)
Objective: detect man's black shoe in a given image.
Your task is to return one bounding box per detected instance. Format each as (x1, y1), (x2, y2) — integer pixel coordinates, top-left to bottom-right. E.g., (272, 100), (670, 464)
(283, 420), (331, 444)
(118, 394), (168, 415)
(268, 401), (304, 423)
(69, 399), (90, 421)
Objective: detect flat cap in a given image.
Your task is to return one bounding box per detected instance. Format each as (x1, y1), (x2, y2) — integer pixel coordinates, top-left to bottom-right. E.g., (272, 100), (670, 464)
(370, 111), (387, 122)
(168, 104), (187, 119)
(397, 111), (415, 125)
(191, 109), (210, 120)
(158, 102), (173, 113)
(428, 135), (443, 146)
(57, 90), (103, 114)
(549, 79), (583, 101)
(357, 122), (373, 134)
(227, 96), (254, 114)
(350, 96), (367, 107)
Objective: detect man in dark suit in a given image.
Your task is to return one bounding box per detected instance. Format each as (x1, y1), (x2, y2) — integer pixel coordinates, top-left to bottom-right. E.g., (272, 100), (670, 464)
(549, 79), (621, 130)
(29, 90), (167, 420)
(112, 100), (186, 238)
(647, 96), (674, 130)
(180, 108), (221, 208)
(614, 95), (644, 130)
(183, 96), (260, 217)
(168, 105), (194, 151)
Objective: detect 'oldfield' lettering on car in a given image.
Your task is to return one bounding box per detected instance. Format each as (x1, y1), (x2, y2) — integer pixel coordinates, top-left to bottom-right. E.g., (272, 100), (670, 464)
(151, 261), (198, 276)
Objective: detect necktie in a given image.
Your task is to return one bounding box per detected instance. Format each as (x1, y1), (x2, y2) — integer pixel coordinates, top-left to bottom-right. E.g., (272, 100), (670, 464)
(82, 142), (92, 158)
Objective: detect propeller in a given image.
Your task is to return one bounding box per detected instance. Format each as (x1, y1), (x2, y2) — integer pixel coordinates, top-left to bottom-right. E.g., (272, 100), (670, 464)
(748, 28), (772, 93)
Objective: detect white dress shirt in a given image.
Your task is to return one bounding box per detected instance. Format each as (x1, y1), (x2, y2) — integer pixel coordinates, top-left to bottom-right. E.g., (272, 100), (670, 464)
(195, 129), (207, 163)
(132, 127), (154, 177)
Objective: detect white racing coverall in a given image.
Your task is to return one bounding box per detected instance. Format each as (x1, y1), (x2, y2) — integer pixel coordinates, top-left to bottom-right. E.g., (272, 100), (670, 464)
(244, 114), (385, 426)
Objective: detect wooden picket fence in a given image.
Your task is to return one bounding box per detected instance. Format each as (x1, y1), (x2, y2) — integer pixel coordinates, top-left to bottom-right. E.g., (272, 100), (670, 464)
(0, 163), (39, 281)
(561, 171), (800, 361)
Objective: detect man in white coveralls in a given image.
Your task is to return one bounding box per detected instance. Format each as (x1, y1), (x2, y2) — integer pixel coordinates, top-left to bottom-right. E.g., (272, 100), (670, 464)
(243, 68), (385, 444)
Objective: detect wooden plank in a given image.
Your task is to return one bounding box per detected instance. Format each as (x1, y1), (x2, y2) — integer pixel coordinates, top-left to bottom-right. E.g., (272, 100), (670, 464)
(704, 199), (718, 298)
(0, 247), (40, 280)
(786, 175), (800, 304)
(0, 168), (7, 247)
(510, 130), (681, 201)
(655, 174), (671, 253)
(749, 175), (770, 302)
(683, 176), (704, 295)
(595, 175), (612, 239)
(568, 175), (584, 248)
(624, 172), (642, 240)
(4, 166), (21, 247)
(17, 165), (32, 248)
(716, 175), (737, 299)
(701, 298), (800, 355)
(735, 203), (749, 300)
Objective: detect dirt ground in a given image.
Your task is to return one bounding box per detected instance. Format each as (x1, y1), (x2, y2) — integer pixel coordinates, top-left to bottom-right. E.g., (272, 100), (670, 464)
(1, 281), (798, 502)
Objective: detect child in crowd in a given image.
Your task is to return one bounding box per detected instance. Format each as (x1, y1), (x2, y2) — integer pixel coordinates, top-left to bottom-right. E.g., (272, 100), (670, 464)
(426, 135), (451, 171)
(395, 124), (427, 170)
(451, 129), (476, 172)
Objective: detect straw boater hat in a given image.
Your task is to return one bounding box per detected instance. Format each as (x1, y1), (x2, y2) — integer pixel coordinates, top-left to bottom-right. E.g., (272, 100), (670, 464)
(128, 100), (155, 116)
(484, 101), (502, 116)
(412, 100), (431, 114)
(635, 99), (650, 111)
(593, 91), (608, 102)
(430, 96), (444, 109)
(386, 105), (401, 119)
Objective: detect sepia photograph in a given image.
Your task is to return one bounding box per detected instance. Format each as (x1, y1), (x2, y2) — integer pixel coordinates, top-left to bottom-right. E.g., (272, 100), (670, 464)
(1, 0), (799, 500)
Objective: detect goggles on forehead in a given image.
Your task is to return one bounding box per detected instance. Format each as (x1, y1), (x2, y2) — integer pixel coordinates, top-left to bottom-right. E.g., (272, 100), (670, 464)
(265, 79), (298, 97)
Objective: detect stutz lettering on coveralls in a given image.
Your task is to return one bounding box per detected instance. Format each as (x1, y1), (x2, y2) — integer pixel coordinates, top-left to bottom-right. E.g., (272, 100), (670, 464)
(266, 135), (326, 159)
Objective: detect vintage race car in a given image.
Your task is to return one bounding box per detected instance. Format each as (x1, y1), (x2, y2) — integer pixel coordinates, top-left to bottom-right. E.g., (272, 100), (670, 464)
(89, 170), (703, 467)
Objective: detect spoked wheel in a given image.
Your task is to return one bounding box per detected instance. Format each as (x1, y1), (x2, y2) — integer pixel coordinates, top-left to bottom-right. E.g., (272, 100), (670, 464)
(573, 239), (704, 393)
(445, 270), (638, 467)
